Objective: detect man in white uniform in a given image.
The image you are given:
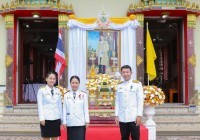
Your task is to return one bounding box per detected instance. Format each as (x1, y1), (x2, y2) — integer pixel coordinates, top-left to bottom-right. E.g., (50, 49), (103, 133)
(115, 65), (144, 140)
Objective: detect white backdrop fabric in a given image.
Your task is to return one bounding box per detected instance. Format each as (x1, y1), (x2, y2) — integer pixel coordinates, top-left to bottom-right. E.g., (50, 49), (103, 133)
(67, 19), (139, 91)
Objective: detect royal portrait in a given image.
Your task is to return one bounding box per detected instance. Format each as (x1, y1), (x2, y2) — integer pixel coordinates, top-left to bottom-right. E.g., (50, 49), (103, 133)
(86, 30), (120, 77)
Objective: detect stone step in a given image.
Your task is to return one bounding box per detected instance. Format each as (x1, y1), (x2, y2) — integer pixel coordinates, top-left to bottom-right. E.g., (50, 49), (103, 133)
(0, 121), (200, 133)
(1, 116), (39, 122)
(5, 104), (195, 114)
(1, 104), (200, 133)
(2, 113), (199, 122)
(0, 123), (39, 130)
(0, 121), (39, 124)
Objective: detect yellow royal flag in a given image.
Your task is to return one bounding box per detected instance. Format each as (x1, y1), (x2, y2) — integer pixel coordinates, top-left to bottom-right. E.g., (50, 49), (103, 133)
(146, 28), (157, 81)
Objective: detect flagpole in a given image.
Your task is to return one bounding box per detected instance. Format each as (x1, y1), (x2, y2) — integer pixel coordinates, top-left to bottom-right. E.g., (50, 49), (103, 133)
(146, 22), (150, 86)
(58, 73), (60, 85)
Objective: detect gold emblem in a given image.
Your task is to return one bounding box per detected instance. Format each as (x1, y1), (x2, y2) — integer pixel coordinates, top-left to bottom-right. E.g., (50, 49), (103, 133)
(137, 55), (143, 66)
(5, 54), (13, 67)
(188, 54), (196, 67)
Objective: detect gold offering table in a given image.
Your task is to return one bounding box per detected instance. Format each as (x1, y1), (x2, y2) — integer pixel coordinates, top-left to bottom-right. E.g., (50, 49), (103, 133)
(86, 74), (120, 124)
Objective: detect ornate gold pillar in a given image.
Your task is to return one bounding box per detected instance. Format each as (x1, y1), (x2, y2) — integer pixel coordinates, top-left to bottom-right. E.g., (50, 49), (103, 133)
(186, 14), (197, 104)
(58, 14), (69, 86)
(136, 14), (144, 84)
(4, 14), (15, 105)
(58, 14), (69, 28)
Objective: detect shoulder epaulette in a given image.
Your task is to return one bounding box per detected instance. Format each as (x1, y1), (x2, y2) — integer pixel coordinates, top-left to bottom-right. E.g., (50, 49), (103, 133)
(39, 86), (45, 89)
(118, 81), (123, 85)
(132, 80), (139, 83)
(81, 91), (87, 94)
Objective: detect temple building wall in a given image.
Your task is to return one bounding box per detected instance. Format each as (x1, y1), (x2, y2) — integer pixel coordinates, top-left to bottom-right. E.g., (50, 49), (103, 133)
(0, 0), (200, 91)
(0, 16), (6, 86)
(194, 16), (200, 91)
(187, 0), (200, 91)
(63, 0), (136, 17)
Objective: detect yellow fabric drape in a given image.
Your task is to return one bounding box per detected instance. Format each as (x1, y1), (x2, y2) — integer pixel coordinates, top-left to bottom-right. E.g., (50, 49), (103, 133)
(71, 17), (131, 24)
(74, 18), (97, 24)
(110, 18), (130, 24)
(146, 28), (157, 81)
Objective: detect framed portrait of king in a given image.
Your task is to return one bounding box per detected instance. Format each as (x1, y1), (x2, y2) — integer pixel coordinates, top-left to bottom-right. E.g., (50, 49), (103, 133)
(86, 30), (121, 78)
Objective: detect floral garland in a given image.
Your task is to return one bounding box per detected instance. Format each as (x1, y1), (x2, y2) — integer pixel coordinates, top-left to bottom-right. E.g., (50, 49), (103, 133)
(143, 85), (165, 107)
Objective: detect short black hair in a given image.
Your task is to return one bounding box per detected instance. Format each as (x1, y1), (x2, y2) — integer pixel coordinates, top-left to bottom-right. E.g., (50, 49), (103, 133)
(70, 75), (80, 83)
(121, 65), (132, 72)
(45, 71), (57, 78)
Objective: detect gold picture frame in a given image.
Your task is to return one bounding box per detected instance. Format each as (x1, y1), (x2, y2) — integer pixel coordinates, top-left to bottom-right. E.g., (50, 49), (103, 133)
(86, 30), (121, 78)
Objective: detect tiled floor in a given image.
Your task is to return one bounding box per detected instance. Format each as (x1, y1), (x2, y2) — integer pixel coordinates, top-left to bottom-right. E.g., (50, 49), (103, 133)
(0, 136), (200, 140)
(157, 136), (200, 140)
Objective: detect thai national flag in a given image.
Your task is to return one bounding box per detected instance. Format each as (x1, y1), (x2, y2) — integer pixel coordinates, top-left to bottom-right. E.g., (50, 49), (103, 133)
(54, 30), (66, 79)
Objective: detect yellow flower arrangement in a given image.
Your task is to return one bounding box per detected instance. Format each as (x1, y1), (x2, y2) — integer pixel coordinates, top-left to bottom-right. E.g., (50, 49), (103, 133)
(56, 85), (69, 99)
(85, 74), (120, 94)
(143, 86), (165, 107)
(85, 79), (99, 95)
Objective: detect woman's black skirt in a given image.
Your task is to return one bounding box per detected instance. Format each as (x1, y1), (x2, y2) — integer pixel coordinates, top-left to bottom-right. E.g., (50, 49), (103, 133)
(40, 119), (61, 137)
(67, 126), (86, 140)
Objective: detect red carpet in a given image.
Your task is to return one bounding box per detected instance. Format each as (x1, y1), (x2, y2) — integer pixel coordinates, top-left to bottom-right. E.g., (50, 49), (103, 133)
(59, 125), (148, 140)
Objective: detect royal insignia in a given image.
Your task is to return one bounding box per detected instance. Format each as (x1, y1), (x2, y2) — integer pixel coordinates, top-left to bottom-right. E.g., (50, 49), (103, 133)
(97, 11), (110, 28)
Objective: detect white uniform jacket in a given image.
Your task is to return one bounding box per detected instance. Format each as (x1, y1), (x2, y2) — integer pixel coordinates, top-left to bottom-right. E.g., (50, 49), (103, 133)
(37, 85), (62, 121)
(115, 80), (144, 123)
(63, 90), (90, 126)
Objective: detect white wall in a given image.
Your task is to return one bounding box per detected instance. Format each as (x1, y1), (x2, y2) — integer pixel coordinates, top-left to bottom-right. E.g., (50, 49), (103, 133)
(188, 0), (200, 91)
(0, 0), (12, 87)
(62, 0), (138, 17)
(0, 0), (12, 5)
(0, 16), (6, 86)
(194, 16), (200, 91)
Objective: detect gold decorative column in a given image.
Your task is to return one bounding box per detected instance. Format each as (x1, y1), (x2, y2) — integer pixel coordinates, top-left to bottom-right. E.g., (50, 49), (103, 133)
(186, 14), (197, 104)
(58, 14), (69, 86)
(4, 14), (14, 29)
(136, 14), (144, 27)
(4, 14), (15, 105)
(136, 14), (144, 84)
(58, 14), (69, 28)
(187, 14), (197, 29)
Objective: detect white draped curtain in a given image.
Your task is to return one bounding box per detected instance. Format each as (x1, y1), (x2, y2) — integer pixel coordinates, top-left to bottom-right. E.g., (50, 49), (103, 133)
(68, 28), (87, 91)
(67, 19), (140, 91)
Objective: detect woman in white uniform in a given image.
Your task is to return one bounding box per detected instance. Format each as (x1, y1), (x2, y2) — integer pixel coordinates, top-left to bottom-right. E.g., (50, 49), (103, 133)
(37, 71), (62, 140)
(63, 76), (90, 140)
